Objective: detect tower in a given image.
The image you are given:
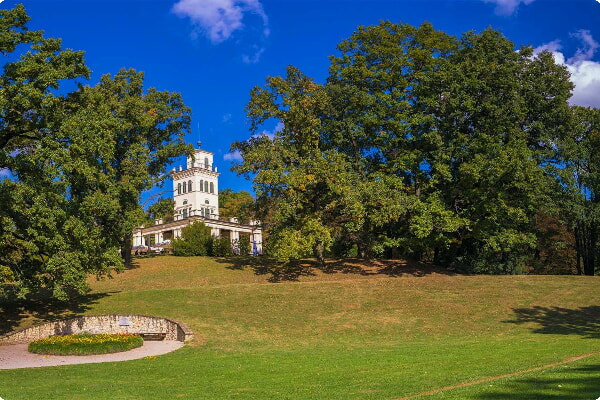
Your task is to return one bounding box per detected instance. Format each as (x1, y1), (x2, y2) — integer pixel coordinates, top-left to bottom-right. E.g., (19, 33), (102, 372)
(172, 147), (220, 221)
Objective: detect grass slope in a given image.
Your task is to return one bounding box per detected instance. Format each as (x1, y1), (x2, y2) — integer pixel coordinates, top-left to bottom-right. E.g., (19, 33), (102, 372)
(1, 256), (599, 399)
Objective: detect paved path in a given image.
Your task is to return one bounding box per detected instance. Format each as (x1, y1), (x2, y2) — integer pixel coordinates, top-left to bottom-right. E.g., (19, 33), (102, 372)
(0, 341), (184, 369)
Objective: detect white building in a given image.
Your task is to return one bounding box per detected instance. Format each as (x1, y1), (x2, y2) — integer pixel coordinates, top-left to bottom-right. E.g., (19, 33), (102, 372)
(132, 145), (262, 254)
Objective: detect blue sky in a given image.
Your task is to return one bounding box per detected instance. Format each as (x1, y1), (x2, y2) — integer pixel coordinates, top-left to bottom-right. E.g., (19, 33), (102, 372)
(1, 0), (600, 203)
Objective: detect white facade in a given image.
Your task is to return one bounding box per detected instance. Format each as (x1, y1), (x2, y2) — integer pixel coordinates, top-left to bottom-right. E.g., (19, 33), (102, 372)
(132, 146), (262, 254)
(172, 148), (220, 221)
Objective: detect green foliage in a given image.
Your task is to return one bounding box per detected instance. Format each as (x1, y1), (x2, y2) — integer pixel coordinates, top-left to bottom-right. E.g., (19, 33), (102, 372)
(234, 233), (251, 255)
(235, 21), (583, 274)
(212, 236), (233, 257)
(172, 222), (213, 256)
(0, 6), (192, 299)
(146, 198), (175, 223)
(218, 189), (255, 224)
(28, 333), (143, 356)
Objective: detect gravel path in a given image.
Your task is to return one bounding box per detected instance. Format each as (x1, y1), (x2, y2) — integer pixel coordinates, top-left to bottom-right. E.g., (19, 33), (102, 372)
(0, 341), (184, 369)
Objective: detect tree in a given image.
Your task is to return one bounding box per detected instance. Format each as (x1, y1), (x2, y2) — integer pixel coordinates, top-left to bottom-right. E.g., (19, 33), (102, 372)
(233, 66), (337, 264)
(59, 69), (192, 266)
(557, 106), (600, 275)
(235, 21), (576, 274)
(146, 198), (176, 224)
(218, 188), (255, 224)
(172, 222), (213, 256)
(0, 6), (192, 299)
(0, 5), (98, 299)
(420, 29), (572, 273)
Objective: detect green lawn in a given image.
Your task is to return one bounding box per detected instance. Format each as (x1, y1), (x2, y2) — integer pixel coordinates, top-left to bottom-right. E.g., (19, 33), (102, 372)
(1, 256), (599, 399)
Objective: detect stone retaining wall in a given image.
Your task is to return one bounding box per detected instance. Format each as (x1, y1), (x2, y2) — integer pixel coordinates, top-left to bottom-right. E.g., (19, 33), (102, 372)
(0, 314), (194, 345)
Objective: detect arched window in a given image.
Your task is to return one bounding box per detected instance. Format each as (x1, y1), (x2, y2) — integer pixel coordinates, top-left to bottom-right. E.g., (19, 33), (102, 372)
(210, 182), (214, 194)
(183, 200), (188, 205)
(188, 180), (192, 192)
(205, 199), (210, 204)
(199, 180), (204, 192)
(204, 181), (209, 192)
(177, 183), (181, 195)
(204, 157), (209, 169)
(182, 208), (188, 218)
(182, 182), (187, 193)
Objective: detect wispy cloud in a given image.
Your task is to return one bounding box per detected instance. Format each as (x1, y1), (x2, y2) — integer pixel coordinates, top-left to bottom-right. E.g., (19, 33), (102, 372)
(535, 30), (600, 108)
(242, 45), (265, 64)
(482, 0), (536, 16)
(224, 149), (243, 162)
(224, 122), (283, 162)
(172, 0), (269, 44)
(254, 121), (283, 140)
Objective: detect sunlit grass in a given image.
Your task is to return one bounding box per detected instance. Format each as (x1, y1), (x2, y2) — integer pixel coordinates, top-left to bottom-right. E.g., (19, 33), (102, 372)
(1, 256), (599, 399)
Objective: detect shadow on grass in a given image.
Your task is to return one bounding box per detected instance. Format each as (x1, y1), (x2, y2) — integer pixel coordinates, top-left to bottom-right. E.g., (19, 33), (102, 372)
(473, 363), (600, 399)
(219, 257), (455, 282)
(223, 257), (316, 282)
(504, 306), (600, 339)
(0, 291), (113, 336)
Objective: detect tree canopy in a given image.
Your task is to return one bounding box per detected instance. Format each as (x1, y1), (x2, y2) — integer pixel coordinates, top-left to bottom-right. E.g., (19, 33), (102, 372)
(0, 6), (191, 299)
(233, 21), (598, 275)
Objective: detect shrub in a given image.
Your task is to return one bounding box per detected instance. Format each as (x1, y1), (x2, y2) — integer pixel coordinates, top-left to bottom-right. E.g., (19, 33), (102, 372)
(28, 333), (143, 356)
(172, 222), (213, 256)
(212, 236), (233, 257)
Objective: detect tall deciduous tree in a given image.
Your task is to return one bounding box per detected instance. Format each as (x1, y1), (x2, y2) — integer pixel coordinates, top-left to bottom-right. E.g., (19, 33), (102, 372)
(218, 188), (255, 224)
(146, 198), (176, 224)
(558, 106), (600, 275)
(62, 69), (192, 265)
(0, 6), (192, 299)
(235, 21), (577, 273)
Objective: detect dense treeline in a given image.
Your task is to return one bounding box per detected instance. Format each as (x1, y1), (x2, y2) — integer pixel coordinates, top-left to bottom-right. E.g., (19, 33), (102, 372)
(0, 6), (192, 299)
(232, 22), (600, 275)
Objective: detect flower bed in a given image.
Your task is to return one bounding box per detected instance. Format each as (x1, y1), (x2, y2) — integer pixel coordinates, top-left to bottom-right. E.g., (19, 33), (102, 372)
(28, 333), (144, 356)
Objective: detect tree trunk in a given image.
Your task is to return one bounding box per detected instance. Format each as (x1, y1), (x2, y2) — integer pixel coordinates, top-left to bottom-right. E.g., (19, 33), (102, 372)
(121, 235), (133, 266)
(314, 242), (324, 267)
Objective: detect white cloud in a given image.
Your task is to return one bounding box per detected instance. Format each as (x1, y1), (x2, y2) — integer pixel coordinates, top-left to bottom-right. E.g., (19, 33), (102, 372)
(482, 0), (536, 16)
(224, 122), (282, 162)
(222, 113), (232, 123)
(242, 46), (265, 64)
(567, 30), (600, 64)
(224, 149), (243, 162)
(254, 121), (283, 140)
(535, 30), (600, 108)
(172, 0), (269, 44)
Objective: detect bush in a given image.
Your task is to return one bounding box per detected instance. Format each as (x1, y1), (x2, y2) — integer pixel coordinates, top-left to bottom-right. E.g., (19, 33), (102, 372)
(235, 233), (251, 255)
(173, 222), (213, 256)
(212, 236), (233, 256)
(28, 333), (143, 356)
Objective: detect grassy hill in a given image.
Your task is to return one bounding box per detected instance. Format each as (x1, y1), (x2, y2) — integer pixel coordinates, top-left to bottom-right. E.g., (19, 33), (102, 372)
(1, 256), (600, 399)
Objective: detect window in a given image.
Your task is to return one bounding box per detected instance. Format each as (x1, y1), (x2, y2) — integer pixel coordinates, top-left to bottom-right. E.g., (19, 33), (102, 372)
(177, 183), (181, 195)
(182, 208), (188, 218)
(210, 182), (214, 194)
(204, 157), (209, 169)
(188, 180), (192, 192)
(204, 181), (209, 192)
(205, 199), (209, 204)
(199, 180), (204, 192)
(183, 200), (188, 205)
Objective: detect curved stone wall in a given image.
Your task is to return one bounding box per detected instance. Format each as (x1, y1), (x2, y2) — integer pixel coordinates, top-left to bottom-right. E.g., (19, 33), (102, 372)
(0, 314), (194, 345)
